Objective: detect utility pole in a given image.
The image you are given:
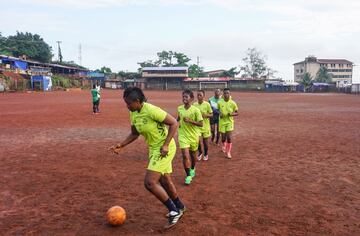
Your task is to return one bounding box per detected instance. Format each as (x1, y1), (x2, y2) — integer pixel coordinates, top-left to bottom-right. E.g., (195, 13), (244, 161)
(78, 43), (82, 66)
(56, 41), (62, 62)
(197, 56), (200, 67)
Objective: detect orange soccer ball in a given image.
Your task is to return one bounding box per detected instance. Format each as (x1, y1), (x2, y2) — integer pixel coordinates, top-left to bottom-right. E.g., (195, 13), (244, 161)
(106, 206), (126, 226)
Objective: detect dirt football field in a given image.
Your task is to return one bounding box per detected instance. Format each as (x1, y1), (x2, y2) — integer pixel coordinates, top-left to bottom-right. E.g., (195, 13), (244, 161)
(1, 90), (359, 236)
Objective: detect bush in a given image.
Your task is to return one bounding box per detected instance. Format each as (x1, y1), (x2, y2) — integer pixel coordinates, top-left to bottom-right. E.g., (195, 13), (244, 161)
(51, 75), (81, 89)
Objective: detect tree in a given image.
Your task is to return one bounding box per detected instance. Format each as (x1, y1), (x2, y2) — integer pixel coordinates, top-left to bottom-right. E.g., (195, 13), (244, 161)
(156, 50), (173, 66)
(315, 66), (332, 83)
(138, 60), (159, 68)
(0, 32), (14, 56)
(96, 66), (112, 74)
(240, 48), (269, 79)
(138, 50), (191, 68)
(0, 32), (10, 55)
(117, 71), (141, 80)
(300, 72), (313, 92)
(173, 52), (191, 66)
(55, 60), (87, 69)
(1, 32), (53, 62)
(220, 67), (239, 77)
(188, 64), (206, 78)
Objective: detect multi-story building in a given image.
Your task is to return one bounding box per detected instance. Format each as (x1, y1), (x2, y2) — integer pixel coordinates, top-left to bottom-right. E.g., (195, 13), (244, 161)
(294, 56), (353, 87)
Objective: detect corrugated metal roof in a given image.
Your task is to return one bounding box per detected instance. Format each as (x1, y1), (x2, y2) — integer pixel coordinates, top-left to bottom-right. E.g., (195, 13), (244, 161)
(142, 67), (188, 71)
(317, 59), (353, 64)
(293, 58), (353, 65)
(0, 54), (88, 71)
(183, 77), (230, 81)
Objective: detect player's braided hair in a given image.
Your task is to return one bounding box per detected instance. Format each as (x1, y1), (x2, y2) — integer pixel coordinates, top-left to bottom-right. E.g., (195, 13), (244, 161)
(198, 89), (205, 95)
(123, 87), (147, 103)
(182, 89), (194, 99)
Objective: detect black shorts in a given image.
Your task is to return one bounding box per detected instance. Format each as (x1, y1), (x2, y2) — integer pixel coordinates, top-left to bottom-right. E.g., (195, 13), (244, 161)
(93, 100), (99, 105)
(210, 115), (219, 125)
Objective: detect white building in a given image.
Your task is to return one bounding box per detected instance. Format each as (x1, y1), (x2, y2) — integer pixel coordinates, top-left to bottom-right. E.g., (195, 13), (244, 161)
(294, 56), (353, 87)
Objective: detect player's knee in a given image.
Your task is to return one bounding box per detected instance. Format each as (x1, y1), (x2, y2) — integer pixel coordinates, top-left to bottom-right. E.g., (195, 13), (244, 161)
(144, 178), (156, 191)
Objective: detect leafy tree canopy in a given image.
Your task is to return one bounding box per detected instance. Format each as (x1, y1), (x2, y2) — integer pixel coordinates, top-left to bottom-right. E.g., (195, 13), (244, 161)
(240, 48), (270, 79)
(315, 66), (332, 83)
(0, 31), (53, 63)
(300, 72), (313, 92)
(138, 50), (191, 68)
(96, 66), (112, 74)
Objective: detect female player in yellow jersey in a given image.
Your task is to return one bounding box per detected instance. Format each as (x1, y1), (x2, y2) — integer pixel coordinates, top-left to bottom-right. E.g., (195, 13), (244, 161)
(193, 90), (213, 161)
(218, 88), (238, 159)
(177, 90), (203, 185)
(110, 87), (185, 229)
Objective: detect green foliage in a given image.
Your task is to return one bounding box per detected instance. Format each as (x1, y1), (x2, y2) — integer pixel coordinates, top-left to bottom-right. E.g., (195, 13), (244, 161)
(0, 32), (12, 56)
(156, 50), (173, 66)
(300, 72), (313, 92)
(51, 75), (81, 89)
(240, 48), (269, 79)
(219, 67), (239, 77)
(138, 60), (159, 68)
(173, 52), (191, 66)
(96, 66), (112, 74)
(315, 66), (332, 83)
(188, 64), (206, 78)
(54, 61), (87, 70)
(117, 71), (141, 80)
(138, 50), (191, 68)
(0, 31), (53, 62)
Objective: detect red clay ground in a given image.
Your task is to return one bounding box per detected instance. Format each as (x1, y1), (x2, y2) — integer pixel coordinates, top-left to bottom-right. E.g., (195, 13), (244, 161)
(0, 90), (359, 236)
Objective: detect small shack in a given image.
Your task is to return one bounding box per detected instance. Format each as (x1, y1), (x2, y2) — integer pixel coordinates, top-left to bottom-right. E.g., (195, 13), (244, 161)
(31, 75), (52, 91)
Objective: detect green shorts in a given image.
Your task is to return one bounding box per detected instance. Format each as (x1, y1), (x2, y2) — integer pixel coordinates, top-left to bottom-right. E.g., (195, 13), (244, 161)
(179, 136), (199, 152)
(147, 139), (176, 175)
(200, 129), (211, 139)
(219, 122), (234, 133)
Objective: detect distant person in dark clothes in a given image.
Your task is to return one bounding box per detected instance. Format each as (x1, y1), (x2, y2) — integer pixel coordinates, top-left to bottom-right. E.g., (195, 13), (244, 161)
(208, 89), (222, 145)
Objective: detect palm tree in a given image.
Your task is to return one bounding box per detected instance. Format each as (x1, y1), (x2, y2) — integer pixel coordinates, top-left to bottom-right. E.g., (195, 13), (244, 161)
(300, 72), (313, 92)
(315, 66), (332, 83)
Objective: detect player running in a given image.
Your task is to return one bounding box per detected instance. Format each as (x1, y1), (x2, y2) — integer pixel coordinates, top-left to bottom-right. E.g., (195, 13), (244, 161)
(109, 87), (185, 229)
(208, 89), (222, 145)
(177, 90), (203, 185)
(218, 88), (238, 159)
(193, 90), (213, 161)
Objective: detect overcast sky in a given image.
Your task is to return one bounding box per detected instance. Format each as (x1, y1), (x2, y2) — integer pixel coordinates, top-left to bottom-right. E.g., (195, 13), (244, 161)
(2, 0), (360, 82)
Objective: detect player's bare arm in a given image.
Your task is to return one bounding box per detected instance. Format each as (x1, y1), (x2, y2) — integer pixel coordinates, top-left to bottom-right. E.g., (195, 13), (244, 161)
(183, 117), (203, 127)
(202, 112), (213, 118)
(110, 125), (139, 154)
(230, 110), (238, 116)
(161, 114), (178, 157)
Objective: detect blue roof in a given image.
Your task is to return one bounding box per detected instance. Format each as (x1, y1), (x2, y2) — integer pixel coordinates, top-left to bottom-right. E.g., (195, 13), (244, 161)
(313, 83), (331, 86)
